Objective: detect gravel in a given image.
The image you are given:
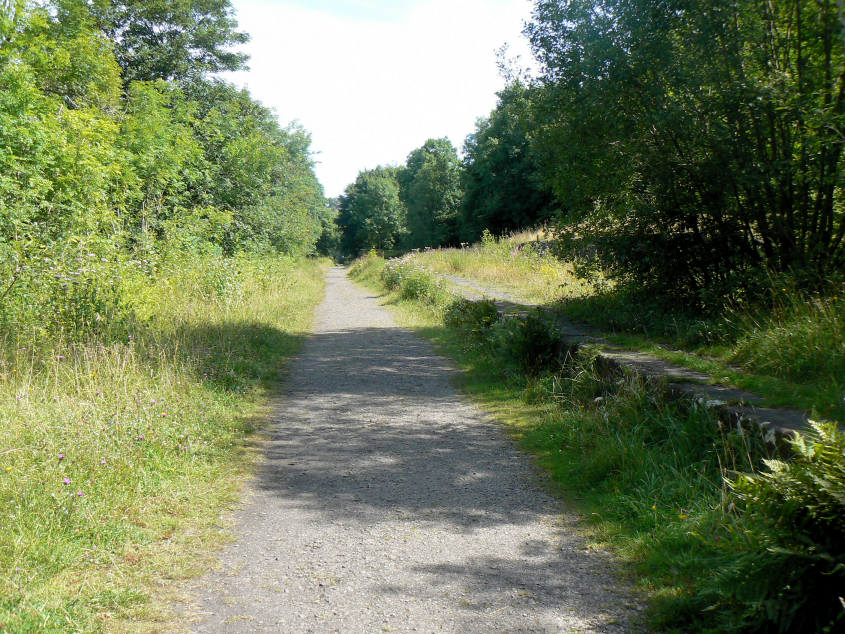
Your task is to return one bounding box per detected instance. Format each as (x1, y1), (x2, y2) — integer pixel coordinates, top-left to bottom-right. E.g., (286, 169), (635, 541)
(185, 267), (637, 632)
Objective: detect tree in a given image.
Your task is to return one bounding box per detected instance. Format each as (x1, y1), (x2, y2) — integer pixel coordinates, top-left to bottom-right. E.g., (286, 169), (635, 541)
(460, 82), (556, 242)
(182, 79), (326, 255)
(92, 0), (249, 83)
(527, 0), (845, 305)
(338, 167), (406, 254)
(399, 138), (463, 249)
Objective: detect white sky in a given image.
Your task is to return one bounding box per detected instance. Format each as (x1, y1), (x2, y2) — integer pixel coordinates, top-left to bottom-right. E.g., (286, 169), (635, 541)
(224, 0), (536, 197)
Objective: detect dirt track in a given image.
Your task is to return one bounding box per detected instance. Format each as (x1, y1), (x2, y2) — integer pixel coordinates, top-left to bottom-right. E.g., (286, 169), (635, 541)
(188, 267), (635, 632)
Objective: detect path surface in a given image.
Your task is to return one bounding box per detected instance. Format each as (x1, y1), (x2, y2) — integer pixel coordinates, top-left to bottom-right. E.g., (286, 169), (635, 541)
(187, 267), (636, 632)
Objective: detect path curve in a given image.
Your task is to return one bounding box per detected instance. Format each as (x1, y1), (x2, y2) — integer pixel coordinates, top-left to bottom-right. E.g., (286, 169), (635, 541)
(187, 267), (635, 632)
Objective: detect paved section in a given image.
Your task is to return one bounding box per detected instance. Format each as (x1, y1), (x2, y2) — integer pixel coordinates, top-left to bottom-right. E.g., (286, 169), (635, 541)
(187, 267), (635, 632)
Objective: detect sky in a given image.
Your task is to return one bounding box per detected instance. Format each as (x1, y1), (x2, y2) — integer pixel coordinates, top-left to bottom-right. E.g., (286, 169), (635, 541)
(224, 0), (537, 197)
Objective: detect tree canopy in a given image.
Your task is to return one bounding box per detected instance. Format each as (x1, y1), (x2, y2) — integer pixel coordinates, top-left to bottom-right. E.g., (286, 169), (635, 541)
(337, 167), (406, 254)
(91, 0), (249, 83)
(1, 0), (328, 334)
(527, 0), (845, 304)
(399, 138), (463, 249)
(460, 82), (555, 242)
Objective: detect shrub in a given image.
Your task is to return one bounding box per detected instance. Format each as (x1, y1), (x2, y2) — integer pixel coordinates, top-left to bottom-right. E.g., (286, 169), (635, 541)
(444, 298), (500, 337)
(494, 310), (576, 375)
(709, 422), (845, 633)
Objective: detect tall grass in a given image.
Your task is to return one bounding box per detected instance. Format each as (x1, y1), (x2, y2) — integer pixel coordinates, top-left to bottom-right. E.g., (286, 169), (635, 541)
(0, 255), (324, 631)
(410, 229), (600, 304)
(402, 232), (845, 420)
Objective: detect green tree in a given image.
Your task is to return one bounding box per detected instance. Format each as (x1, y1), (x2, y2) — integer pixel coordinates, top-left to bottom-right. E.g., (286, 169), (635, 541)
(527, 0), (845, 305)
(338, 167), (406, 254)
(92, 0), (248, 83)
(182, 79), (326, 255)
(460, 82), (555, 242)
(399, 138), (463, 249)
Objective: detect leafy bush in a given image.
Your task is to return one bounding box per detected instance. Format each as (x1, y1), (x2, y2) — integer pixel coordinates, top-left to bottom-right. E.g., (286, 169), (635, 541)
(444, 298), (500, 337)
(709, 422), (845, 633)
(493, 310), (576, 375)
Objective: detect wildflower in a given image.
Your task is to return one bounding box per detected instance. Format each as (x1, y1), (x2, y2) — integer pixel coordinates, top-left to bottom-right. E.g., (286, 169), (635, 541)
(100, 458), (107, 465)
(58, 454), (65, 461)
(138, 434), (145, 440)
(58, 355), (65, 360)
(76, 491), (83, 497)
(5, 466), (12, 472)
(678, 514), (687, 520)
(651, 505), (656, 511)
(63, 478), (71, 485)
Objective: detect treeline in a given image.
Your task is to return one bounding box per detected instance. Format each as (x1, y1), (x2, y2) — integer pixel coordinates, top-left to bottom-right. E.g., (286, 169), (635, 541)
(339, 0), (845, 307)
(0, 0), (332, 337)
(337, 82), (555, 256)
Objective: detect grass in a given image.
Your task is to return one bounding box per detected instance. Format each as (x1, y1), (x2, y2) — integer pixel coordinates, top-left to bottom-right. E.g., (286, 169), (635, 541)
(347, 253), (839, 632)
(410, 229), (601, 304)
(400, 231), (845, 421)
(0, 254), (326, 631)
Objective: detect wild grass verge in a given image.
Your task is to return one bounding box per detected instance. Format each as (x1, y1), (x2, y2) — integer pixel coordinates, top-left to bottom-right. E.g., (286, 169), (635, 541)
(0, 255), (325, 631)
(401, 231), (845, 421)
(349, 253), (845, 633)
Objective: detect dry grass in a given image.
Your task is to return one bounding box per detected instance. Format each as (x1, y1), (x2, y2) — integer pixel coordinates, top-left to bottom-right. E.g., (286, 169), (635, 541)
(0, 255), (325, 631)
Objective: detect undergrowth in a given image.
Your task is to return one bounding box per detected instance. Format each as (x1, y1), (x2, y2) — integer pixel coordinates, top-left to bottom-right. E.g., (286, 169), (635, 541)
(400, 232), (845, 421)
(349, 252), (845, 633)
(0, 254), (325, 631)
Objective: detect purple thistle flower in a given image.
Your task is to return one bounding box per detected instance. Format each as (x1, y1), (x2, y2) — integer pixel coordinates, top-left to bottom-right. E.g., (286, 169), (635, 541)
(58, 454), (65, 461)
(76, 491), (83, 497)
(63, 478), (71, 485)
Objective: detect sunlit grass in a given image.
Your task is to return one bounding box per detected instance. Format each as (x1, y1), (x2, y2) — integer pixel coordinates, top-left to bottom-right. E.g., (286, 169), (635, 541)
(409, 230), (601, 304)
(0, 255), (325, 631)
(399, 231), (844, 421)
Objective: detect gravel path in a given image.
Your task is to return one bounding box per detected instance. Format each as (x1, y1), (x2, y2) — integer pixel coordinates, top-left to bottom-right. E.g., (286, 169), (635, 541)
(187, 267), (636, 632)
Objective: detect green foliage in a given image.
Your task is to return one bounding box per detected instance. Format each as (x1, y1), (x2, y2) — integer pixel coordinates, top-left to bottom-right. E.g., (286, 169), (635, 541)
(706, 422), (845, 633)
(443, 298), (500, 340)
(491, 310), (575, 376)
(527, 0), (845, 304)
(380, 258), (452, 308)
(731, 288), (845, 386)
(0, 1), (326, 347)
(460, 82), (555, 242)
(92, 0), (249, 83)
(399, 137), (463, 249)
(337, 166), (406, 254)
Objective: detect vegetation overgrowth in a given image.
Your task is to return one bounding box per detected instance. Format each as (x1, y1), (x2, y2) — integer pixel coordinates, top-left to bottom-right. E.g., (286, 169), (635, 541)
(338, 2), (845, 315)
(349, 253), (845, 633)
(1, 0), (333, 628)
(401, 232), (845, 421)
(0, 255), (325, 630)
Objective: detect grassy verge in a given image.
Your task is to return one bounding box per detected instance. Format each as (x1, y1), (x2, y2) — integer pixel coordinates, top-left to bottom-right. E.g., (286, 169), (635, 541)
(403, 232), (845, 421)
(0, 255), (325, 631)
(349, 253), (845, 633)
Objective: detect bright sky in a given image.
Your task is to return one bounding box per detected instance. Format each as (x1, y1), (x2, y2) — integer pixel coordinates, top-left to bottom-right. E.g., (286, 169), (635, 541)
(224, 0), (536, 197)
